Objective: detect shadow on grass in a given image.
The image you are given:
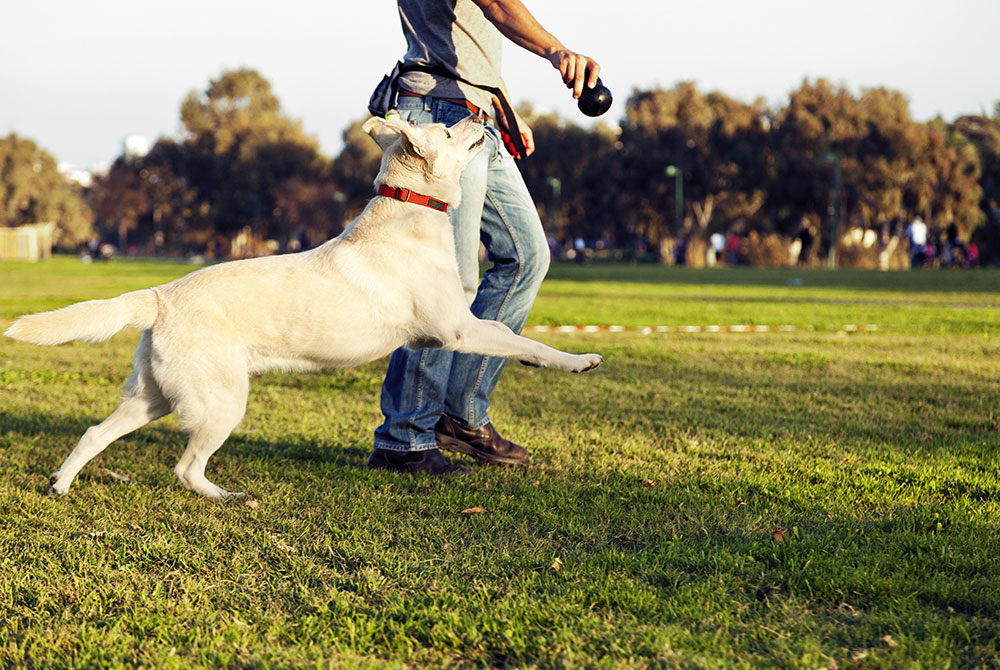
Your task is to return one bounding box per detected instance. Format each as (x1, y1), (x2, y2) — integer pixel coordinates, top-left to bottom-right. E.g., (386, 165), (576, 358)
(3, 405), (1000, 665)
(0, 409), (372, 488)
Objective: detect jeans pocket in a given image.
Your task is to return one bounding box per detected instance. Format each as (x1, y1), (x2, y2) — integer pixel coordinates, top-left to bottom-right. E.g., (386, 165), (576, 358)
(394, 98), (432, 124)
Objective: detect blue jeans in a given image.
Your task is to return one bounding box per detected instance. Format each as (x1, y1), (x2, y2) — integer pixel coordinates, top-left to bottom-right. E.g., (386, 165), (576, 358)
(372, 96), (550, 452)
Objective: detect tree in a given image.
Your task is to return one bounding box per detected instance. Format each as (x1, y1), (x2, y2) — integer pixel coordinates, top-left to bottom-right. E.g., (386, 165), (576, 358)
(517, 105), (619, 245)
(141, 140), (203, 254)
(768, 79), (866, 242)
(331, 118), (384, 215)
(87, 69), (342, 255)
(953, 109), (1000, 262)
(0, 134), (94, 246)
(179, 68), (333, 243)
(615, 83), (771, 255)
(768, 79), (982, 262)
(273, 176), (343, 248)
(89, 157), (149, 251)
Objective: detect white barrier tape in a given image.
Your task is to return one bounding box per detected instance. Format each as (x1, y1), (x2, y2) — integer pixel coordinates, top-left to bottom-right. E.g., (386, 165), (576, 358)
(523, 324), (888, 334)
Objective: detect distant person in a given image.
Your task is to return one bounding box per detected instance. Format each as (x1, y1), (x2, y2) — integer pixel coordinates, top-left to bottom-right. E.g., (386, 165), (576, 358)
(944, 222), (965, 267)
(674, 234), (689, 266)
(905, 216), (927, 268)
(796, 219), (814, 266)
(966, 242), (980, 268)
(727, 231), (741, 265)
(708, 232), (725, 267)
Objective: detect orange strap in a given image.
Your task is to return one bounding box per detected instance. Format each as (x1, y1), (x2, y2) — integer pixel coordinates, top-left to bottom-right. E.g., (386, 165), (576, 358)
(377, 184), (449, 212)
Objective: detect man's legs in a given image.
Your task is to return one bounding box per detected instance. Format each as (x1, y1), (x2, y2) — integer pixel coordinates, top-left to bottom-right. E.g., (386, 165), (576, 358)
(441, 133), (550, 430)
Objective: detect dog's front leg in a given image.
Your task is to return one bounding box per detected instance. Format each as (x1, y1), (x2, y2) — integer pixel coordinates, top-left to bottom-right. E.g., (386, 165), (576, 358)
(441, 319), (603, 373)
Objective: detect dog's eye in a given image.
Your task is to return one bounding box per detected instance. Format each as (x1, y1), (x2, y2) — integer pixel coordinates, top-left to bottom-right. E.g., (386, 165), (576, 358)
(445, 130), (453, 139)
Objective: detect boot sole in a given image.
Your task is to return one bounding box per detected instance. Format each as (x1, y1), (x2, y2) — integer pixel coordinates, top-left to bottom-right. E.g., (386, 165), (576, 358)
(436, 434), (530, 466)
(368, 453), (470, 476)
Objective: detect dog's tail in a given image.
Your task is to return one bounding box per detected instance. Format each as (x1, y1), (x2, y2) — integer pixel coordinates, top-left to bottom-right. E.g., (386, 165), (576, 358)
(4, 289), (158, 346)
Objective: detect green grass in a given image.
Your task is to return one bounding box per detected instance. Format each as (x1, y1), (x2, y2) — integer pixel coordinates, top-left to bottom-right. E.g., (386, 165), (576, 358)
(1, 256), (999, 669)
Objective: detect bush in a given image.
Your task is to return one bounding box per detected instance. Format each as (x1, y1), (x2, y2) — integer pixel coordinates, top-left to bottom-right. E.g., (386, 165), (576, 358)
(740, 231), (791, 267)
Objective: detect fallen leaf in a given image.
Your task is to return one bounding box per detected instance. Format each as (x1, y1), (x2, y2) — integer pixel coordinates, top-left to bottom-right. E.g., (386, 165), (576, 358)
(771, 527), (786, 543)
(71, 531), (106, 540)
(461, 506), (486, 514)
(920, 432), (933, 442)
(838, 602), (858, 617)
(98, 468), (135, 484)
(641, 479), (656, 488)
(267, 533), (296, 553)
(551, 557), (563, 573)
(882, 634), (898, 648)
(244, 499), (260, 510)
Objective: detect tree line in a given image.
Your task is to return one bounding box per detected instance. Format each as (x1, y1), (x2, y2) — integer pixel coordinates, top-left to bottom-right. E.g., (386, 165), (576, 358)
(2, 68), (998, 266)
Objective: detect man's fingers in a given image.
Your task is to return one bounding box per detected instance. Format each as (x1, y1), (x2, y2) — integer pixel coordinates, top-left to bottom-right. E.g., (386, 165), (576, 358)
(553, 50), (601, 98)
(561, 58), (577, 94)
(572, 55), (589, 97)
(567, 55), (600, 98)
(521, 129), (535, 156)
(586, 59), (601, 88)
(576, 57), (600, 95)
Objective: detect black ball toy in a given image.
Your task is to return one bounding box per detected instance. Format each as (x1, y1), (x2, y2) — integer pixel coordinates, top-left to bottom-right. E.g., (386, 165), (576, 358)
(577, 77), (613, 117)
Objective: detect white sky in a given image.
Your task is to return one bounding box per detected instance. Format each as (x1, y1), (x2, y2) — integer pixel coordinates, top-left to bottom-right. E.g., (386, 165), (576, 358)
(3, 0), (998, 171)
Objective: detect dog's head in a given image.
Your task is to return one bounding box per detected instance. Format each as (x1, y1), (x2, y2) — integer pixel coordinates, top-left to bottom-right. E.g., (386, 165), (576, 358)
(362, 116), (486, 206)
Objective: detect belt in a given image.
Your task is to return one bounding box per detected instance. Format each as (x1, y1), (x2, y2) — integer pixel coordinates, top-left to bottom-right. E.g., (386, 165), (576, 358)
(398, 89), (490, 122)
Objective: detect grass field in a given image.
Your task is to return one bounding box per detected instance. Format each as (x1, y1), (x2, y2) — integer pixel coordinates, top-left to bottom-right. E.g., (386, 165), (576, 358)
(1, 257), (998, 669)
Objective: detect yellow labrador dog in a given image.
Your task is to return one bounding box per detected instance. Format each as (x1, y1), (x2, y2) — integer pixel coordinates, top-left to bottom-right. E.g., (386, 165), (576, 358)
(5, 116), (602, 498)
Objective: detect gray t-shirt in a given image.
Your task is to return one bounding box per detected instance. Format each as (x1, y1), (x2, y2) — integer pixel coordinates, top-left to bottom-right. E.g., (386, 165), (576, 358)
(396, 0), (502, 114)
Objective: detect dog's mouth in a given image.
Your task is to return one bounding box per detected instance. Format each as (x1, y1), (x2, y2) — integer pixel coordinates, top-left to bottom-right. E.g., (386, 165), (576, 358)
(469, 134), (485, 151)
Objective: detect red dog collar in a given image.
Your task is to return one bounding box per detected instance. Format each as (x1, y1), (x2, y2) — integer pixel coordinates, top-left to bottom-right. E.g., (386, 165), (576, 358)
(377, 184), (449, 212)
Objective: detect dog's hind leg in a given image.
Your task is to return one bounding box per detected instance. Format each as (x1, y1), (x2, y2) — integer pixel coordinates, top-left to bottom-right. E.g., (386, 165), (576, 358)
(50, 332), (171, 495)
(49, 392), (170, 495)
(172, 379), (249, 499)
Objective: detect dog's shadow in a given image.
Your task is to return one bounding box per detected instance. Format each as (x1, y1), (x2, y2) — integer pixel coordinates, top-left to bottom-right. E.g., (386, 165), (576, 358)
(1, 409), (371, 485)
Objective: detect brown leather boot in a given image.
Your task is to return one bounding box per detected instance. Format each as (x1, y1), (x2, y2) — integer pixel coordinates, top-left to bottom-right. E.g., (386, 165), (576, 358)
(368, 447), (470, 476)
(435, 414), (531, 466)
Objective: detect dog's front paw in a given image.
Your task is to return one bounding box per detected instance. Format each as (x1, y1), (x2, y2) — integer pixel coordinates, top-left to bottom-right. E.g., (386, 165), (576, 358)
(572, 353), (604, 373)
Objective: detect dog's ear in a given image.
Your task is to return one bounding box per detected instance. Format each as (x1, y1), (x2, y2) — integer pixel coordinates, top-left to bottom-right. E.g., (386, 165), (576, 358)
(362, 117), (431, 158)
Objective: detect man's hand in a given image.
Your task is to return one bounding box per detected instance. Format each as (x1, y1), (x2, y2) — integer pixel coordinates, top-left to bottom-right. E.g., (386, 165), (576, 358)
(493, 99), (535, 158)
(546, 49), (601, 99)
(508, 109), (535, 157)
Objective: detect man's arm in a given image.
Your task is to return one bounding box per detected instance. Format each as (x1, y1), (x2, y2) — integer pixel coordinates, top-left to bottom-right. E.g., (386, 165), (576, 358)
(471, 0), (600, 98)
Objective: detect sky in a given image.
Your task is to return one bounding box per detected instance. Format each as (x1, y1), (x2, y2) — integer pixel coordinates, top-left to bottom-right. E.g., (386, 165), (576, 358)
(3, 0), (998, 172)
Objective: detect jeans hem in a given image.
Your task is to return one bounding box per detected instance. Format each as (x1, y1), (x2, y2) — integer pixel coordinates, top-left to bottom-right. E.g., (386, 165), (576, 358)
(459, 413), (493, 432)
(372, 440), (440, 453)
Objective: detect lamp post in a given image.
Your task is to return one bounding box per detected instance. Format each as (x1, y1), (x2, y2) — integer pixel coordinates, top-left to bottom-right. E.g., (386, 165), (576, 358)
(546, 176), (562, 226)
(333, 192), (346, 235)
(821, 153), (841, 269)
(665, 165), (683, 237)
